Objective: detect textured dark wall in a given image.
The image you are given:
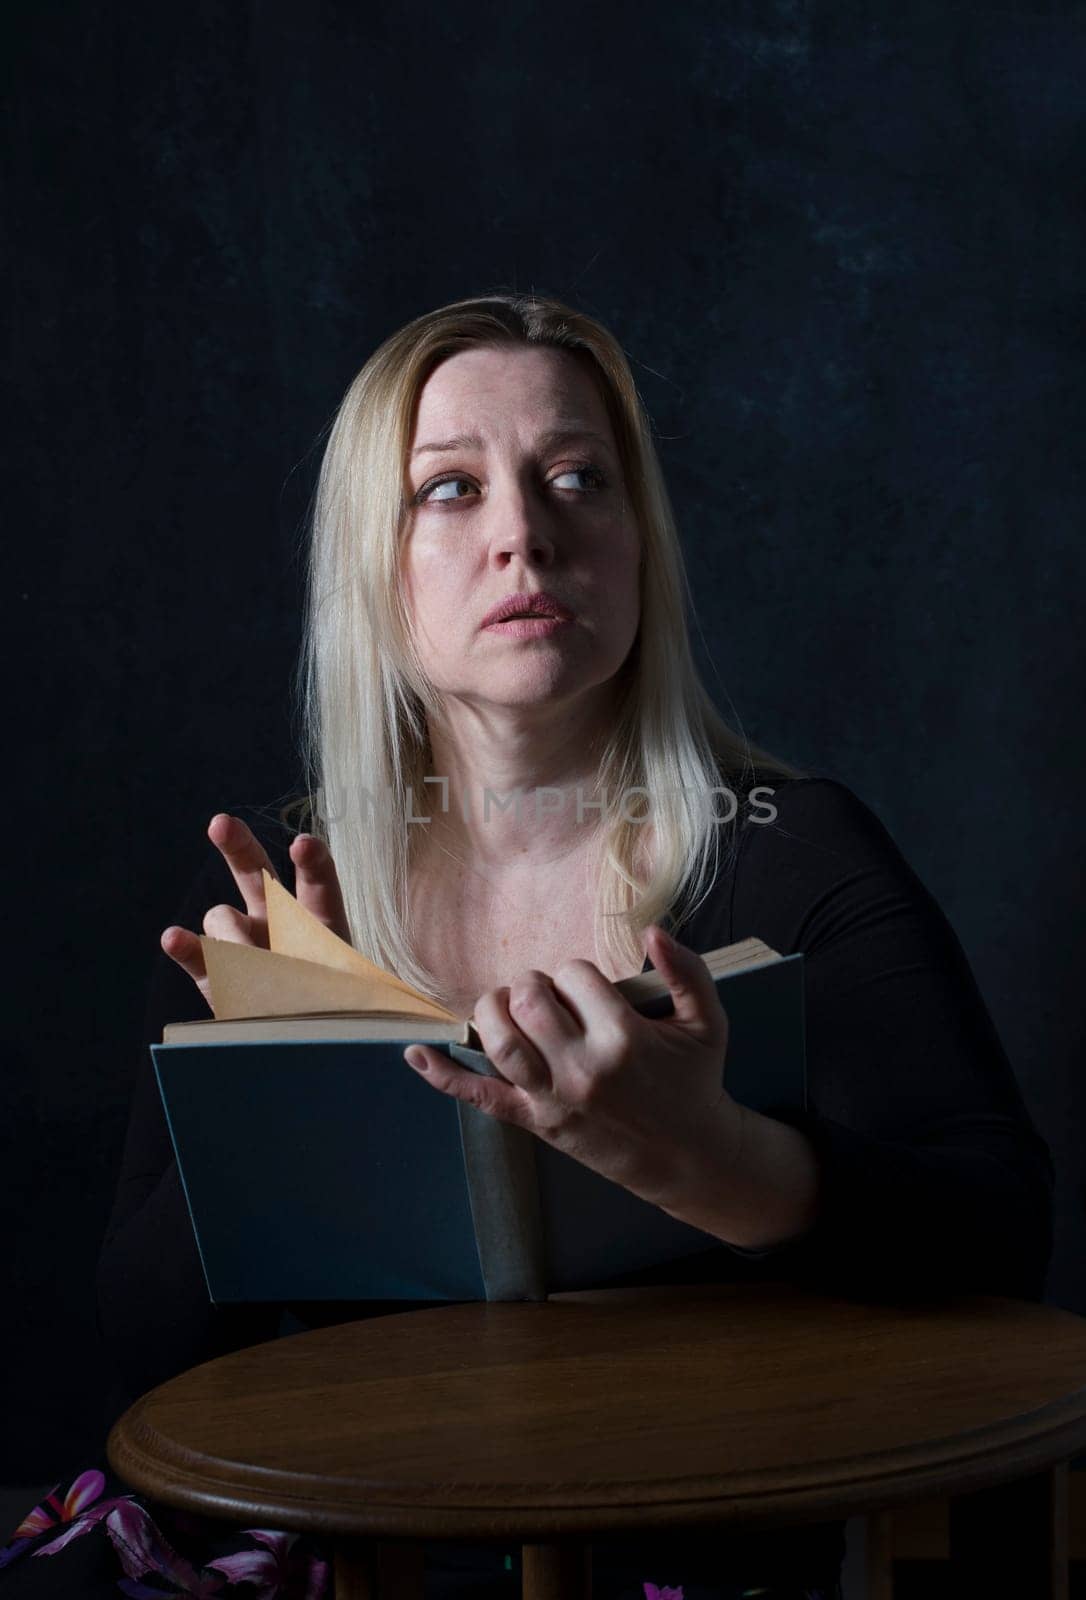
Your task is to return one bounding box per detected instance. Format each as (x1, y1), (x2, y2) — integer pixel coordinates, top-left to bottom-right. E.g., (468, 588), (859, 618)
(5, 1), (1084, 1481)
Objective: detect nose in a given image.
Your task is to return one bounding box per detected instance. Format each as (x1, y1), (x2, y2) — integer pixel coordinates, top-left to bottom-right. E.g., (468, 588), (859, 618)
(488, 475), (556, 567)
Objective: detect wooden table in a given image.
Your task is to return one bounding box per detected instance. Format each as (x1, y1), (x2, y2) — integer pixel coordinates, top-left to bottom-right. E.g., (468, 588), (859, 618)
(107, 1281), (1086, 1598)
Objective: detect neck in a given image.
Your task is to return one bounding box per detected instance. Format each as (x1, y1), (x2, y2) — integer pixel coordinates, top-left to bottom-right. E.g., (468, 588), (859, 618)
(417, 694), (616, 873)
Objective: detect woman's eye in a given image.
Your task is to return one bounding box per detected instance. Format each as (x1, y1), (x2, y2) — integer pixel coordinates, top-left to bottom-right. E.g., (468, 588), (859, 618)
(414, 463), (607, 505)
(550, 465), (606, 491)
(423, 477), (475, 503)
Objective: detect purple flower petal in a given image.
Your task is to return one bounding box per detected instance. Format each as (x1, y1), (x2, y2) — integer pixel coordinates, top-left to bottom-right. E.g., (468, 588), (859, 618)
(244, 1529), (297, 1557)
(211, 1526), (328, 1600)
(34, 1517), (108, 1557)
(208, 1525), (304, 1595)
(63, 1469), (106, 1519)
(105, 1502), (223, 1597)
(205, 1548), (277, 1585)
(33, 1497), (136, 1556)
(10, 1470), (108, 1547)
(0, 1537), (36, 1570)
(302, 1555), (330, 1600)
(11, 1483), (64, 1538)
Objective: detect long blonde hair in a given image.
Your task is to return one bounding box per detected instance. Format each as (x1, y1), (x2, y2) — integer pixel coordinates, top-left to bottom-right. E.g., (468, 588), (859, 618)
(289, 291), (804, 1005)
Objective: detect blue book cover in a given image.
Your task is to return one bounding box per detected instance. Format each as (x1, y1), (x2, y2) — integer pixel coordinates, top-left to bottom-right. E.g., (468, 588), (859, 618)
(151, 952), (805, 1304)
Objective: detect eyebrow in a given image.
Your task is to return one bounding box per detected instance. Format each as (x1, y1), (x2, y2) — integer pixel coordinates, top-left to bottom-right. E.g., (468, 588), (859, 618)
(410, 426), (614, 460)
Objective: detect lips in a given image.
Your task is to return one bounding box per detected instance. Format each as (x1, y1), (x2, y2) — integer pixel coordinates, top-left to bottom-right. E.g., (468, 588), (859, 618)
(481, 591), (574, 627)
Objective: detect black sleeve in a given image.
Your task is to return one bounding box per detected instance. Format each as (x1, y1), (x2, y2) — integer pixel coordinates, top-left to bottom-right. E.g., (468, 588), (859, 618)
(95, 818), (294, 1404)
(727, 777), (1055, 1302)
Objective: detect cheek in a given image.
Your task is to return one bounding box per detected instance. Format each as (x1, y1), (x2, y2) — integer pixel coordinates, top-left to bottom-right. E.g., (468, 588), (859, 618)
(397, 560), (418, 634)
(398, 543), (436, 642)
(401, 542), (438, 610)
(401, 543), (465, 642)
(608, 524), (641, 608)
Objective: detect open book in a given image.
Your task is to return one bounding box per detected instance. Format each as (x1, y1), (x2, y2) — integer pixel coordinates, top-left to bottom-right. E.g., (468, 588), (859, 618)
(152, 873), (807, 1303)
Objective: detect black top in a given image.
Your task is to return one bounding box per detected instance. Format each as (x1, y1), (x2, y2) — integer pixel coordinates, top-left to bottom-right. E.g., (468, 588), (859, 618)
(94, 773), (1054, 1580)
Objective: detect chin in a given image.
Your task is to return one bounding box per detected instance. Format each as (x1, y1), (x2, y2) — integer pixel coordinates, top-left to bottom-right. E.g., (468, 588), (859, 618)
(426, 640), (633, 706)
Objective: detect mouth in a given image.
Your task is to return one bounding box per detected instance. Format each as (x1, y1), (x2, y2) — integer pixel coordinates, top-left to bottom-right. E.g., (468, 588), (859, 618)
(484, 614), (572, 638)
(481, 592), (575, 628)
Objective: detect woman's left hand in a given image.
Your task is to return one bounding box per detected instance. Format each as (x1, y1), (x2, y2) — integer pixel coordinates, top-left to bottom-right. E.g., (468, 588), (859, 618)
(402, 925), (743, 1212)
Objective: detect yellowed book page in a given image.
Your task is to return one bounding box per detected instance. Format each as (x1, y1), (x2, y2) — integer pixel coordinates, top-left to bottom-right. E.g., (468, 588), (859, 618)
(200, 937), (461, 1024)
(262, 869), (437, 1012)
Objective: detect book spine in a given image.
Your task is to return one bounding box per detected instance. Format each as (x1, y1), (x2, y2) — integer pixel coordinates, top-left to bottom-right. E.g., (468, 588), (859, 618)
(447, 1043), (548, 1301)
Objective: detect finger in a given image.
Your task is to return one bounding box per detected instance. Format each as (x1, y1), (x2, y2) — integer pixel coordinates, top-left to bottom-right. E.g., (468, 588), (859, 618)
(472, 983), (553, 1093)
(201, 903), (258, 943)
(505, 968), (582, 1046)
(548, 957), (636, 1036)
(403, 1044), (528, 1125)
(642, 925), (729, 1045)
(161, 925), (206, 984)
(288, 833), (351, 941)
(207, 813), (280, 922)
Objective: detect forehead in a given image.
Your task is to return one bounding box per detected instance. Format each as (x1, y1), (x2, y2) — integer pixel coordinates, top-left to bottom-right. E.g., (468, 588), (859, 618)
(410, 345), (613, 440)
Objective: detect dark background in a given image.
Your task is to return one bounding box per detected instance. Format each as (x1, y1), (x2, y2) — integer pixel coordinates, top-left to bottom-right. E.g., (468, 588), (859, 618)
(5, 1), (1084, 1483)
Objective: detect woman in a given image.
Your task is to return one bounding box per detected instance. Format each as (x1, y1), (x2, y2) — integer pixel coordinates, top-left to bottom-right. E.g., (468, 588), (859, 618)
(4, 293), (1054, 1598)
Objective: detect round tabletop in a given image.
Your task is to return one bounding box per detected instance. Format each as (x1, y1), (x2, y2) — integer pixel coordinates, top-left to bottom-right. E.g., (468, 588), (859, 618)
(107, 1281), (1086, 1542)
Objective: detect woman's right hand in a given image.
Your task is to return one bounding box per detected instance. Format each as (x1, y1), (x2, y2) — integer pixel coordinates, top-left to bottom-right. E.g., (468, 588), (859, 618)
(161, 813), (351, 1013)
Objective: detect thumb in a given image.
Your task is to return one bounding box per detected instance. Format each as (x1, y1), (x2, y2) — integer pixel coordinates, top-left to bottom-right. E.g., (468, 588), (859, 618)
(643, 924), (728, 1041)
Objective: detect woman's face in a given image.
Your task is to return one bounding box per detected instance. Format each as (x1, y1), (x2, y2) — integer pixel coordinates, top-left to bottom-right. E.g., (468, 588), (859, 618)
(400, 344), (641, 718)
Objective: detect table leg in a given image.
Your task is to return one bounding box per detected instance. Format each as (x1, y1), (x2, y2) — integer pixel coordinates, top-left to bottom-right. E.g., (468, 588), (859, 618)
(521, 1540), (592, 1599)
(333, 1541), (374, 1600)
(947, 1461), (1069, 1599)
(864, 1509), (894, 1600)
(333, 1539), (425, 1599)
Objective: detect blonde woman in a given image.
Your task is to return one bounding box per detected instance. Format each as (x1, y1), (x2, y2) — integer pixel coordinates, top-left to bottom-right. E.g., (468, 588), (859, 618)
(8, 293), (1048, 1599)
